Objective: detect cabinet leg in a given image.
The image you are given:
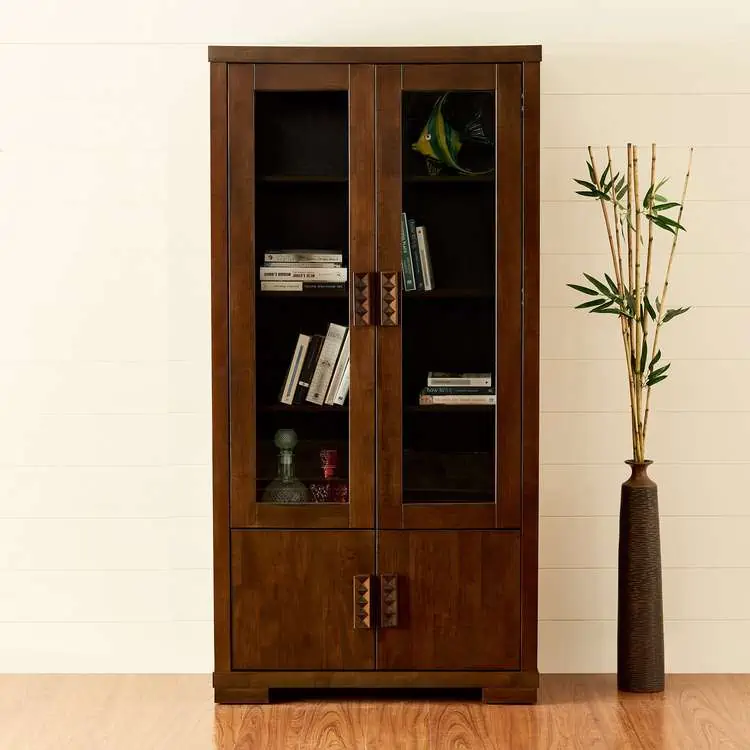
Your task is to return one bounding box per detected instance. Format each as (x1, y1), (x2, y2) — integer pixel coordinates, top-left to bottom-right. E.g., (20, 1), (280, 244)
(482, 687), (537, 705)
(215, 687), (270, 704)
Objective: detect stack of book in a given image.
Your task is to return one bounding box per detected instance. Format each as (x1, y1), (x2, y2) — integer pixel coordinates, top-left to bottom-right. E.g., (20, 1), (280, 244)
(418, 372), (495, 406)
(260, 251), (346, 293)
(279, 323), (350, 406)
(400, 213), (435, 292)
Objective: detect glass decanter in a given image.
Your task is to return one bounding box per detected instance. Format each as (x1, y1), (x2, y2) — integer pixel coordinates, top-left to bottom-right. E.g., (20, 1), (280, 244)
(261, 429), (310, 504)
(309, 449), (349, 503)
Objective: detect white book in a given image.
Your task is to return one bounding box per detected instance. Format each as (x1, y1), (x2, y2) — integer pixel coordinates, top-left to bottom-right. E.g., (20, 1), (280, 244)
(264, 261), (340, 268)
(280, 334), (310, 405)
(264, 252), (343, 264)
(260, 267), (347, 282)
(306, 323), (347, 405)
(325, 331), (350, 405)
(427, 372), (493, 388)
(416, 226), (435, 291)
(333, 361), (350, 406)
(260, 281), (345, 291)
(419, 394), (496, 405)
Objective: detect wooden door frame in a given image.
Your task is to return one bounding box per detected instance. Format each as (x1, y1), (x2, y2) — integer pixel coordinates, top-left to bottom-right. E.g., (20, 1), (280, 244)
(375, 63), (525, 530)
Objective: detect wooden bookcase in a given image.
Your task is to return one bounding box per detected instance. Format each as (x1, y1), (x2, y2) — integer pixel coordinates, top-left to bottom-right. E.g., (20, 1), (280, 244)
(209, 46), (541, 704)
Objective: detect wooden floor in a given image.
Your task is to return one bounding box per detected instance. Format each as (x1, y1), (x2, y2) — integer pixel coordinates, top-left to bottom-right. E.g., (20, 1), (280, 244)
(0, 675), (748, 749)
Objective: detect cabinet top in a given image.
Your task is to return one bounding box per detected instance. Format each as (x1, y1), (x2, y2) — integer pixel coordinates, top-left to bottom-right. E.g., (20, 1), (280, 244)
(208, 45), (542, 64)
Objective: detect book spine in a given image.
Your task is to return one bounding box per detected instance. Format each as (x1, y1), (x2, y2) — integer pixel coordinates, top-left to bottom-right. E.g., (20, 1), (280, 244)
(407, 218), (424, 291)
(427, 376), (493, 388)
(264, 261), (340, 268)
(419, 394), (496, 405)
(279, 334), (310, 405)
(264, 252), (343, 264)
(421, 387), (495, 395)
(306, 323), (347, 405)
(324, 331), (350, 405)
(260, 267), (347, 282)
(333, 361), (350, 406)
(416, 226), (434, 291)
(400, 213), (416, 291)
(293, 334), (324, 404)
(260, 281), (346, 292)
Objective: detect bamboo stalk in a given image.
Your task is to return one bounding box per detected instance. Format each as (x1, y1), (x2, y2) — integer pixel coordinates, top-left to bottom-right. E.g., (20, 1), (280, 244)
(607, 145), (627, 297)
(633, 146), (644, 461)
(626, 146), (636, 373)
(590, 147), (639, 461)
(643, 144), (657, 343)
(642, 147), (694, 443)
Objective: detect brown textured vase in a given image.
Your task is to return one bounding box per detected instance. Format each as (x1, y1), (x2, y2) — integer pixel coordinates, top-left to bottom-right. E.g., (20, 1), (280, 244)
(617, 460), (665, 693)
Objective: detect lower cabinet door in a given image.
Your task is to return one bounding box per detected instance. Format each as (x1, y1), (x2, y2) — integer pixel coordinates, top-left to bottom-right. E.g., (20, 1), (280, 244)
(377, 531), (521, 670)
(231, 530), (375, 670)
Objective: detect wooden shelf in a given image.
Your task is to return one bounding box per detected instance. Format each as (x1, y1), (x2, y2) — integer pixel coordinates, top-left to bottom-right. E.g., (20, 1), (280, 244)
(258, 289), (348, 299)
(259, 174), (348, 184)
(404, 174), (494, 184)
(260, 404), (348, 413)
(404, 288), (493, 300)
(406, 404), (495, 413)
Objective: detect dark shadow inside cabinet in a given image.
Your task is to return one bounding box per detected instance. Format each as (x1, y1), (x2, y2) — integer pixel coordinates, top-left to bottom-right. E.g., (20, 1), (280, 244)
(401, 90), (497, 505)
(254, 91), (350, 503)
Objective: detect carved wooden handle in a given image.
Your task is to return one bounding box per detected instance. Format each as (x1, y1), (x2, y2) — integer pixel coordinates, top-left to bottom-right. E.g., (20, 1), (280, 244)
(353, 575), (372, 629)
(380, 272), (399, 327)
(380, 573), (398, 628)
(352, 272), (374, 327)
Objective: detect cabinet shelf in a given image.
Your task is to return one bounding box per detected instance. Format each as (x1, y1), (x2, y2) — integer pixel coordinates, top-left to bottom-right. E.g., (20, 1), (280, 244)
(404, 174), (494, 184)
(258, 289), (348, 299)
(404, 288), (493, 300)
(406, 405), (495, 413)
(260, 404), (348, 413)
(259, 174), (348, 184)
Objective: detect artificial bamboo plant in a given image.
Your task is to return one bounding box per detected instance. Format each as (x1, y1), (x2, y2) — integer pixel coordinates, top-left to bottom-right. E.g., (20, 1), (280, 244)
(569, 145), (693, 463)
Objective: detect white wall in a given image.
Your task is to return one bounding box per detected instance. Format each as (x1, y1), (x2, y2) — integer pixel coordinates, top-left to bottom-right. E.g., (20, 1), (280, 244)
(1, 1), (748, 673)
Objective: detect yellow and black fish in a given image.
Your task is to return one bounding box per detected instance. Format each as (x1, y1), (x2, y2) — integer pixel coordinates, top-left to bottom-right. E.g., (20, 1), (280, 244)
(412, 93), (493, 176)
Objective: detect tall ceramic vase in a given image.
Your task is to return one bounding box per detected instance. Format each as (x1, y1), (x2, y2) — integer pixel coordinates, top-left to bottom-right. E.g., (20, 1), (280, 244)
(617, 460), (665, 692)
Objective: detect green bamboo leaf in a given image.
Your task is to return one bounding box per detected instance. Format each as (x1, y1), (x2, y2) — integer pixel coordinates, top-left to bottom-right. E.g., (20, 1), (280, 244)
(586, 161), (596, 183)
(654, 194), (668, 202)
(576, 298), (607, 309)
(605, 273), (619, 295)
(657, 215), (687, 232)
(642, 183), (654, 209)
(652, 202), (680, 211)
(663, 306), (691, 323)
(568, 283), (599, 296)
(655, 177), (669, 192)
(650, 363), (671, 379)
(596, 308), (622, 315)
(600, 163), (611, 188)
(640, 338), (648, 375)
(583, 273), (614, 298)
(590, 299), (614, 312)
(576, 190), (600, 198)
(649, 349), (662, 369)
(617, 183), (628, 201)
(574, 178), (597, 191)
(644, 295), (657, 321)
(647, 373), (668, 386)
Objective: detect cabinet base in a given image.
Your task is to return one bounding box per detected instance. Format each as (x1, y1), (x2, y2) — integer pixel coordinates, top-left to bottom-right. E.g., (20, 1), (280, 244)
(214, 671), (538, 705)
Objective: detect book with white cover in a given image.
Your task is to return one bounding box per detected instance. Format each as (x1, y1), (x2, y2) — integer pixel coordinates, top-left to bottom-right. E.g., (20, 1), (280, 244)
(427, 372), (492, 388)
(265, 261), (340, 268)
(306, 323), (347, 405)
(419, 394), (496, 405)
(261, 281), (346, 292)
(416, 226), (435, 291)
(332, 361), (350, 406)
(260, 267), (347, 282)
(279, 334), (310, 405)
(325, 331), (350, 405)
(264, 252), (343, 264)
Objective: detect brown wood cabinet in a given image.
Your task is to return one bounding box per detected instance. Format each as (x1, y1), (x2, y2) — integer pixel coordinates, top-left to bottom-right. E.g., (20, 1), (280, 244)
(209, 45), (541, 704)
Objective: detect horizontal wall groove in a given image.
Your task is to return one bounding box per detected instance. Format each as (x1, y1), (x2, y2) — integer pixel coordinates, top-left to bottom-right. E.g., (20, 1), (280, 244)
(540, 566), (750, 571)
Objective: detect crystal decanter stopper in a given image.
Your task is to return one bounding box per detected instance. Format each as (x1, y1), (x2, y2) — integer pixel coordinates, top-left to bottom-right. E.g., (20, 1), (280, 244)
(261, 429), (310, 504)
(309, 449), (349, 503)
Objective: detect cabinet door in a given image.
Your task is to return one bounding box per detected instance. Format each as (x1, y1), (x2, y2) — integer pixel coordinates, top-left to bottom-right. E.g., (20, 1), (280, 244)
(377, 531), (521, 670)
(226, 63), (376, 529)
(232, 530), (375, 669)
(376, 64), (524, 530)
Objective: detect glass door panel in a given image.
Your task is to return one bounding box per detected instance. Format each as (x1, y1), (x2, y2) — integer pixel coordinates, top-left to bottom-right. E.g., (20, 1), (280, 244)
(376, 63), (522, 530)
(227, 63), (375, 529)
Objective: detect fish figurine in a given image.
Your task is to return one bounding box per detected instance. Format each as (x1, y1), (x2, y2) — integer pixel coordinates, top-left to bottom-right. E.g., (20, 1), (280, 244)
(412, 93), (493, 176)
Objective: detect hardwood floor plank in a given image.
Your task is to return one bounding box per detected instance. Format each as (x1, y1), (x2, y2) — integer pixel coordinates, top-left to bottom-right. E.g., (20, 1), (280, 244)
(2, 675), (750, 749)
